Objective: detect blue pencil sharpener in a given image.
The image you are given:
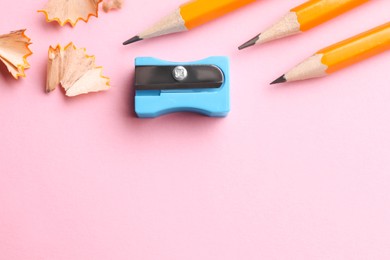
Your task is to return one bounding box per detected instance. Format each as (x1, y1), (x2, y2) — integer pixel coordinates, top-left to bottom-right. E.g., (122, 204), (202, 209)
(134, 56), (230, 118)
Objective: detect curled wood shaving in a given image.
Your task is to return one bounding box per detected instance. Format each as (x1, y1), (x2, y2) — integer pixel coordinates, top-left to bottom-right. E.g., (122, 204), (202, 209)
(46, 43), (110, 97)
(0, 30), (32, 79)
(38, 0), (103, 27)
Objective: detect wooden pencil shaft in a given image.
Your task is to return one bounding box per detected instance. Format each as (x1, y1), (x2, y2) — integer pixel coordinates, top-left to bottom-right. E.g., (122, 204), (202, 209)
(255, 12), (301, 45)
(284, 54), (328, 83)
(139, 9), (187, 39)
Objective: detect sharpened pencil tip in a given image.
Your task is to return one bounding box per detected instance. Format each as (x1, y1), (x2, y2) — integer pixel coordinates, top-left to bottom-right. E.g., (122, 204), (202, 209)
(270, 75), (287, 85)
(238, 34), (260, 50)
(123, 36), (143, 45)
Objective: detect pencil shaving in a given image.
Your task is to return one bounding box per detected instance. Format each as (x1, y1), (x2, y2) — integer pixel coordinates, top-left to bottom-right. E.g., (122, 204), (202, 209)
(46, 43), (110, 97)
(0, 30), (32, 79)
(103, 0), (123, 12)
(39, 0), (103, 27)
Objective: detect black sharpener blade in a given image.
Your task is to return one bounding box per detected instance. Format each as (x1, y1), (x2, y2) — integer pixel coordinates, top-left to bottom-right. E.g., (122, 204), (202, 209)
(135, 65), (224, 90)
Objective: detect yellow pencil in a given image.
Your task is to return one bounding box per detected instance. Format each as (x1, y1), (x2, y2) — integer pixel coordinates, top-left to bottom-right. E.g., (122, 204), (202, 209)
(239, 0), (369, 50)
(124, 0), (256, 45)
(271, 22), (390, 84)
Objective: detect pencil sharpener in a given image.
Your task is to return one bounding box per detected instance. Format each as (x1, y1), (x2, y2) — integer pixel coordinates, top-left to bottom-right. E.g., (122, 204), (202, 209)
(134, 56), (230, 118)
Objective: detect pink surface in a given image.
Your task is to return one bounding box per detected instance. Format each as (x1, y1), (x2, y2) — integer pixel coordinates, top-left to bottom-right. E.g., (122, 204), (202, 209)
(1, 0), (390, 259)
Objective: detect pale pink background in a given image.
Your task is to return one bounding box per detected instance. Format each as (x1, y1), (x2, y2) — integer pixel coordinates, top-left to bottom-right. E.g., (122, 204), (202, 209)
(1, 0), (390, 259)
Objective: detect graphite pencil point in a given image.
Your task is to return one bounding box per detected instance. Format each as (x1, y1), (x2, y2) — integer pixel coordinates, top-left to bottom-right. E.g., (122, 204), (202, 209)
(238, 34), (260, 50)
(123, 36), (143, 45)
(270, 75), (287, 85)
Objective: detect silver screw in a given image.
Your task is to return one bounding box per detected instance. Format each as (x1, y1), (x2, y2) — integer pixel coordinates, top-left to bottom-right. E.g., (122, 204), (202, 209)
(172, 66), (188, 81)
